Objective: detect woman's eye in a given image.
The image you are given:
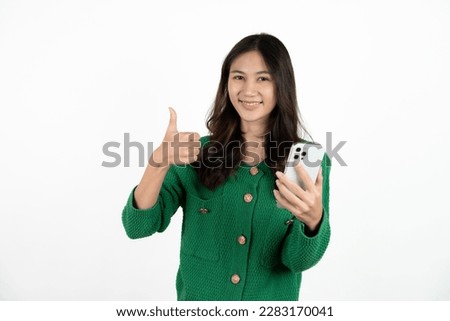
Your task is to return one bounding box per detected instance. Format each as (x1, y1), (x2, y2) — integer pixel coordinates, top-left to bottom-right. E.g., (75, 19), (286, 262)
(258, 77), (270, 81)
(233, 75), (244, 80)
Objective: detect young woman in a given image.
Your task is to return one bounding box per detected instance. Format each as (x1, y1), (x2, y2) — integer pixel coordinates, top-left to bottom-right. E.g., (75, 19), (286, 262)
(122, 33), (331, 301)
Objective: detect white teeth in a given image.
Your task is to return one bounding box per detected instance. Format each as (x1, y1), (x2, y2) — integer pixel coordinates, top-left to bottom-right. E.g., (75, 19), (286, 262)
(240, 100), (261, 106)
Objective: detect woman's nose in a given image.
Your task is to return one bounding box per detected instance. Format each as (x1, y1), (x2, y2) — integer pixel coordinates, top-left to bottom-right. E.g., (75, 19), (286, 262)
(242, 79), (257, 95)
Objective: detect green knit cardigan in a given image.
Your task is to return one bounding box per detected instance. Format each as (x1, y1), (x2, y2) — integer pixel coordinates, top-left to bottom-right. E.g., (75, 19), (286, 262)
(122, 138), (331, 301)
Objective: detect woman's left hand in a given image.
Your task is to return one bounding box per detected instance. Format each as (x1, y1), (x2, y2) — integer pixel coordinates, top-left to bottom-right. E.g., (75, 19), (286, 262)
(273, 164), (323, 233)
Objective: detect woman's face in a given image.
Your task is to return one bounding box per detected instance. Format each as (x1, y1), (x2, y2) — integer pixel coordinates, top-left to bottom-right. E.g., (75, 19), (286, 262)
(228, 50), (277, 131)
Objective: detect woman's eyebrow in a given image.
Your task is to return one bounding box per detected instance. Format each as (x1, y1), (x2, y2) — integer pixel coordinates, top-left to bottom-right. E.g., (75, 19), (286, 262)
(230, 70), (271, 75)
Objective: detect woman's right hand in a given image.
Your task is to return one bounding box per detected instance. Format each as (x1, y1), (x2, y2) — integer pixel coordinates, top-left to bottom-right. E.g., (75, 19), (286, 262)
(149, 107), (201, 167)
(134, 108), (200, 209)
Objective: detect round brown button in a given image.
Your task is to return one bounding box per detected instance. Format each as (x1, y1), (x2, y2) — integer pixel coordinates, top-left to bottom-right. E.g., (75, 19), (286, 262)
(231, 274), (240, 284)
(249, 166), (259, 176)
(243, 193), (253, 203)
(237, 235), (246, 245)
(199, 207), (209, 214)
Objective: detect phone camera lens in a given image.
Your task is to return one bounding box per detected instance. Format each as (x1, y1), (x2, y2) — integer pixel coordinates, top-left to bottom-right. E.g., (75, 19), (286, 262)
(301, 151), (306, 156)
(296, 147), (301, 152)
(294, 154), (299, 160)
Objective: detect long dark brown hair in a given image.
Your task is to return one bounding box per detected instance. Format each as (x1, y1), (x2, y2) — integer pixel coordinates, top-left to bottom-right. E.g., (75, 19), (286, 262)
(195, 33), (310, 189)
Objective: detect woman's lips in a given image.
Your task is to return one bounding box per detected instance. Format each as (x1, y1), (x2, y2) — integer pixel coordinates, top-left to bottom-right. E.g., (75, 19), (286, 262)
(239, 99), (262, 107)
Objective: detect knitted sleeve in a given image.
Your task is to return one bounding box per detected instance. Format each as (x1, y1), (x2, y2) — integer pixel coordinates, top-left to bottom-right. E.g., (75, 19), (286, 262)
(121, 165), (184, 239)
(280, 153), (332, 272)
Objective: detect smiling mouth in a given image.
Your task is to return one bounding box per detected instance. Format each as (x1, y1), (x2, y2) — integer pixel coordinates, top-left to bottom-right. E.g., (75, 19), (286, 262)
(239, 99), (262, 106)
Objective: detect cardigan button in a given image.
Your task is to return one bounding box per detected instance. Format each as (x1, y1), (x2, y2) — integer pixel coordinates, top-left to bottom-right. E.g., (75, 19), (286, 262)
(231, 274), (240, 284)
(285, 219), (295, 225)
(198, 207), (209, 214)
(249, 166), (259, 176)
(243, 193), (253, 203)
(237, 235), (247, 245)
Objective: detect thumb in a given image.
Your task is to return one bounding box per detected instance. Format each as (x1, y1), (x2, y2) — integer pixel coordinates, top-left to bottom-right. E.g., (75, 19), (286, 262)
(166, 107), (178, 133)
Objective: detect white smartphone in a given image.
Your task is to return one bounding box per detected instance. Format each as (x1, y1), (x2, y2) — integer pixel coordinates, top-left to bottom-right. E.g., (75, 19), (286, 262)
(283, 142), (325, 190)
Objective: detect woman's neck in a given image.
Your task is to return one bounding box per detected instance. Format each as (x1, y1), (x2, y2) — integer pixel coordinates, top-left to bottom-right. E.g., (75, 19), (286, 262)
(240, 121), (269, 165)
(241, 132), (267, 166)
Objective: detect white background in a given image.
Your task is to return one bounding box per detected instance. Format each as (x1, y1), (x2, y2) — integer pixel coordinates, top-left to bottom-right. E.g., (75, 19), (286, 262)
(0, 0), (449, 300)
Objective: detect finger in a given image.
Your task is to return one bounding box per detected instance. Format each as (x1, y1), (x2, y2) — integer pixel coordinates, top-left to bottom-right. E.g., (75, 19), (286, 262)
(172, 139), (201, 151)
(167, 107), (178, 134)
(316, 167), (323, 188)
(189, 132), (201, 142)
(178, 146), (201, 158)
(275, 170), (307, 199)
(294, 162), (315, 191)
(178, 132), (201, 143)
(175, 148), (200, 163)
(273, 189), (288, 209)
(187, 154), (199, 164)
(275, 179), (308, 212)
(273, 189), (305, 219)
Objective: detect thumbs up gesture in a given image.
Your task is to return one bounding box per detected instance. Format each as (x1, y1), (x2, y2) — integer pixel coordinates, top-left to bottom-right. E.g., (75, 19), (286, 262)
(150, 107), (201, 167)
